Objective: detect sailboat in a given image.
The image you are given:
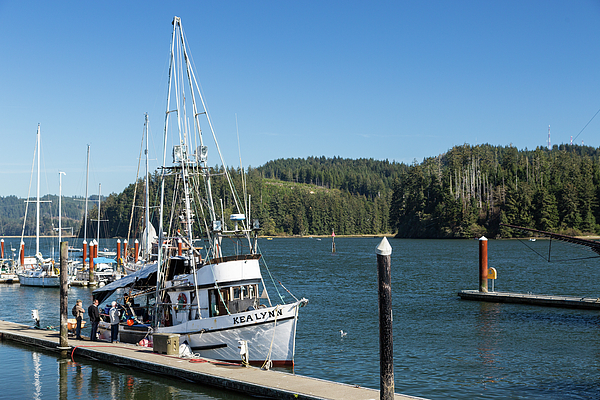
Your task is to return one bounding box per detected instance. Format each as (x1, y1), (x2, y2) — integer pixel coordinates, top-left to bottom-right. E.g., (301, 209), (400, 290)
(18, 125), (60, 287)
(93, 16), (308, 366)
(124, 113), (158, 274)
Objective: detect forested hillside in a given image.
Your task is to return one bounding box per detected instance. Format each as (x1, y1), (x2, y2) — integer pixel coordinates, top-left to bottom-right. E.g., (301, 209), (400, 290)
(4, 146), (598, 240)
(390, 144), (600, 238)
(77, 157), (401, 239)
(0, 195), (84, 236)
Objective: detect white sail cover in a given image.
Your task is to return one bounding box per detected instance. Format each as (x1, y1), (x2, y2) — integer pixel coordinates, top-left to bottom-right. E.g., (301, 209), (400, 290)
(141, 224), (157, 258)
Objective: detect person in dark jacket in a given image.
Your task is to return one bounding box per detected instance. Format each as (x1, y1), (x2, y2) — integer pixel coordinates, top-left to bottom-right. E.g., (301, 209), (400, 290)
(88, 299), (100, 341)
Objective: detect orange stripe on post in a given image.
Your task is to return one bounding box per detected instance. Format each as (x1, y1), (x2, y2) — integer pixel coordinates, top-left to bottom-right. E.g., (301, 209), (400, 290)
(479, 236), (488, 293)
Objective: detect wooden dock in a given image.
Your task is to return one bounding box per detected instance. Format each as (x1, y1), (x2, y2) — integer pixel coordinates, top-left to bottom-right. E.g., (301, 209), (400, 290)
(458, 290), (600, 310)
(0, 320), (424, 400)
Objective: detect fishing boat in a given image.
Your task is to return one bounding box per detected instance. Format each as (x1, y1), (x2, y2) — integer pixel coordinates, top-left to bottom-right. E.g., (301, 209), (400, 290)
(93, 16), (307, 366)
(17, 125), (60, 288)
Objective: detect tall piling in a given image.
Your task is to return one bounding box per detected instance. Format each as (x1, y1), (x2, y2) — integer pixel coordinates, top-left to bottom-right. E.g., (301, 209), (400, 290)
(479, 236), (488, 293)
(20, 241), (24, 266)
(59, 241), (68, 349)
(82, 240), (87, 267)
(88, 241), (96, 286)
(1, 238), (4, 259)
(134, 239), (139, 263)
(376, 237), (394, 400)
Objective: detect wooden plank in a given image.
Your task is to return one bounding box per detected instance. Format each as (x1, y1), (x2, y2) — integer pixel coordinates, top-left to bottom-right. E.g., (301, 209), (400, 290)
(458, 290), (600, 310)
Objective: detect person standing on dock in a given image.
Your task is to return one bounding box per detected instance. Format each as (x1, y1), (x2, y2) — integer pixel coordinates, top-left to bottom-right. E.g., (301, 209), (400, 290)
(88, 299), (100, 341)
(74, 299), (85, 340)
(109, 301), (119, 343)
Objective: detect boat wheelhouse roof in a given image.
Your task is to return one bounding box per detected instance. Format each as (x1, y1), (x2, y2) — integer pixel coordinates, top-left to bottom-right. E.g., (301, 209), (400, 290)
(93, 263), (157, 303)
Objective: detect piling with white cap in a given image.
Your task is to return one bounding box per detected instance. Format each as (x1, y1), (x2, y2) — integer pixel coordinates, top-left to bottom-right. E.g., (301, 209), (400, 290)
(376, 237), (394, 400)
(479, 236), (488, 293)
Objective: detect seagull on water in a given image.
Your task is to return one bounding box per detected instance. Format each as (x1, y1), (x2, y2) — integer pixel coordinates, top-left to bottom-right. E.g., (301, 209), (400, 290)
(340, 330), (347, 337)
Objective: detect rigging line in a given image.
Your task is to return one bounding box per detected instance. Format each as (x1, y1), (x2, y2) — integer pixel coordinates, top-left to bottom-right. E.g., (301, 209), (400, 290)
(572, 105), (600, 143)
(517, 238), (550, 262)
(547, 255), (600, 263)
(551, 256), (600, 262)
(22, 133), (38, 243)
(256, 242), (285, 304)
(126, 121), (146, 245)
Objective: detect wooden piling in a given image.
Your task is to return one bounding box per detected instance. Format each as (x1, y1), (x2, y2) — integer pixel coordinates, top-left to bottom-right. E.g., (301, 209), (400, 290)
(59, 241), (68, 349)
(1, 239), (4, 259)
(82, 240), (87, 267)
(20, 241), (24, 266)
(479, 236), (488, 293)
(134, 239), (139, 263)
(376, 237), (394, 400)
(89, 241), (96, 286)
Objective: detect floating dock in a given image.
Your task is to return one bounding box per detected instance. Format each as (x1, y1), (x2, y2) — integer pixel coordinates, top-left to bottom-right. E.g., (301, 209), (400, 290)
(458, 290), (600, 310)
(0, 320), (423, 400)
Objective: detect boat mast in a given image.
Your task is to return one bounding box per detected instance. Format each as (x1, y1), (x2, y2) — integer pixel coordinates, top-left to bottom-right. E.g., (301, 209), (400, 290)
(96, 183), (101, 249)
(36, 124), (40, 256)
(144, 113), (151, 260)
(58, 171), (66, 245)
(84, 145), (90, 243)
(154, 17), (178, 327)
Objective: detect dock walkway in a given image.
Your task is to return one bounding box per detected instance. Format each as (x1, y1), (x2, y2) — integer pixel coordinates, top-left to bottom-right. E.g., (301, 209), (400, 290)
(458, 290), (600, 310)
(0, 320), (423, 400)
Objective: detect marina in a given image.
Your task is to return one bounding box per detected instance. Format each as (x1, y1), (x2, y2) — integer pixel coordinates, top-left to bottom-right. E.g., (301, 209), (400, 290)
(1, 237), (599, 399)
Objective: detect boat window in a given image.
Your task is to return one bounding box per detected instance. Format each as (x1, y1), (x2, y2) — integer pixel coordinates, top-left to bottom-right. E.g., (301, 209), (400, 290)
(233, 287), (241, 300)
(242, 285), (249, 299)
(248, 285), (255, 299)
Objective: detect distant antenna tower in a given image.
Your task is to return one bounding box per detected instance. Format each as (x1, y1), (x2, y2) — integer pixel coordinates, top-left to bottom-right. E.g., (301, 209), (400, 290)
(547, 125), (551, 150)
(570, 135), (573, 145)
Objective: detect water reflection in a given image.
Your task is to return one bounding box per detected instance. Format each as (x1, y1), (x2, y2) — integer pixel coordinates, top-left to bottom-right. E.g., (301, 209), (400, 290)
(1, 340), (254, 400)
(476, 302), (502, 387)
(33, 352), (41, 400)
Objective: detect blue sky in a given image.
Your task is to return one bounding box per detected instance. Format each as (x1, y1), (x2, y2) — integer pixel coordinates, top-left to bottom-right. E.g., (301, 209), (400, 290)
(1, 1), (599, 198)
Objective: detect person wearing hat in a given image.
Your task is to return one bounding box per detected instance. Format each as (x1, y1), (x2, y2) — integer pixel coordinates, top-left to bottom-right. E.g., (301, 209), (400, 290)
(74, 299), (85, 340)
(109, 301), (120, 343)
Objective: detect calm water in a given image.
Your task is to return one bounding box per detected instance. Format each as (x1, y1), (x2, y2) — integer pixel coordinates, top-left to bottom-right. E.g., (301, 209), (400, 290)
(1, 237), (599, 399)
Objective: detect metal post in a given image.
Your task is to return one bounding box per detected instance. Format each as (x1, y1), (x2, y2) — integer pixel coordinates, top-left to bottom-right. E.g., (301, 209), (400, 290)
(479, 236), (488, 293)
(59, 241), (68, 349)
(376, 237), (394, 400)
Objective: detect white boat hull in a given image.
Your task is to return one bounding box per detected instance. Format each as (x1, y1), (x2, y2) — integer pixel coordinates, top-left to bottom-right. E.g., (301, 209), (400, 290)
(18, 273), (60, 287)
(99, 300), (303, 366)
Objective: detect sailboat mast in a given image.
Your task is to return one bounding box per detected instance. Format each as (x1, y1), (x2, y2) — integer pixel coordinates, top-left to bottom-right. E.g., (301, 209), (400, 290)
(96, 183), (101, 248)
(36, 124), (40, 256)
(144, 113), (150, 259)
(58, 172), (65, 245)
(84, 145), (90, 243)
(154, 18), (178, 327)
